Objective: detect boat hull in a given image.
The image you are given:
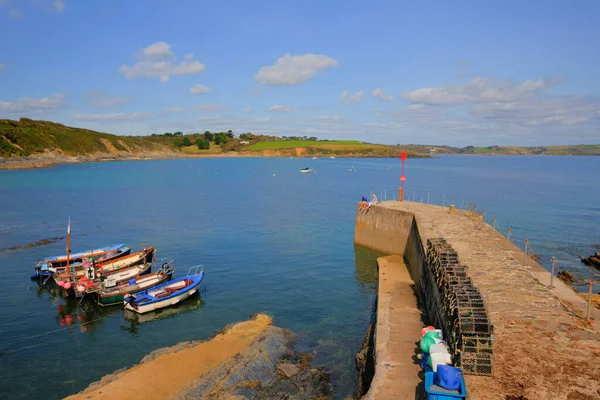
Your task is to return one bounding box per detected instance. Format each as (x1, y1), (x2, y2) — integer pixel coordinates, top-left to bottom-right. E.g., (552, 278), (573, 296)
(125, 287), (199, 313)
(31, 244), (128, 280)
(124, 271), (204, 314)
(99, 269), (173, 306)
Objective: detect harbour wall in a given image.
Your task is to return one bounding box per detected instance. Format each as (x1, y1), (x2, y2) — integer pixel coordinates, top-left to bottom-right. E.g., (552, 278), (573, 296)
(354, 201), (600, 399)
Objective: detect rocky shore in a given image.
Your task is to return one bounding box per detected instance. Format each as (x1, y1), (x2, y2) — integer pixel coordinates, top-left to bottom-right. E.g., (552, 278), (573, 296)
(581, 252), (600, 270)
(66, 314), (332, 400)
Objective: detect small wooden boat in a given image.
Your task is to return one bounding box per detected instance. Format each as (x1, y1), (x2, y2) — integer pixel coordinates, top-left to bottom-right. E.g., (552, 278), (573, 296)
(97, 246), (155, 276)
(51, 246), (155, 282)
(72, 263), (153, 298)
(32, 243), (127, 279)
(124, 266), (204, 314)
(98, 264), (174, 306)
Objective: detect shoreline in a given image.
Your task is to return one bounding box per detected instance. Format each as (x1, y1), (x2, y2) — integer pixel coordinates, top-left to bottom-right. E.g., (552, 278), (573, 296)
(3, 151), (597, 171)
(0, 151), (426, 171)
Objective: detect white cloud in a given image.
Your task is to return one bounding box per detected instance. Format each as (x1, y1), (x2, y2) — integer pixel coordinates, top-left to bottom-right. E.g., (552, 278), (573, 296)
(0, 63), (5, 71)
(269, 105), (297, 113)
(189, 84), (211, 95)
(372, 88), (395, 102)
(244, 108), (253, 113)
(72, 112), (151, 123)
(376, 76), (600, 145)
(54, 0), (65, 12)
(317, 115), (345, 122)
(255, 53), (338, 86)
(163, 104), (225, 113)
(84, 90), (130, 108)
(142, 41), (175, 59)
(0, 93), (65, 116)
(340, 91), (364, 104)
(119, 43), (205, 82)
(402, 77), (562, 106)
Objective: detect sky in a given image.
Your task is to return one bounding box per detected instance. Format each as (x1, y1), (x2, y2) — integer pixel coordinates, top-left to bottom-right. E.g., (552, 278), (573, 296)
(1, 0), (599, 146)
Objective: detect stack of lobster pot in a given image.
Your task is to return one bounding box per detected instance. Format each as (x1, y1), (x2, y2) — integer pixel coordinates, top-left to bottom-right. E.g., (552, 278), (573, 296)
(425, 238), (494, 376)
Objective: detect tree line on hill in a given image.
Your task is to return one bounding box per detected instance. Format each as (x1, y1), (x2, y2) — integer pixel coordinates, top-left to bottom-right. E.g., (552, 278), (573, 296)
(148, 130), (324, 151)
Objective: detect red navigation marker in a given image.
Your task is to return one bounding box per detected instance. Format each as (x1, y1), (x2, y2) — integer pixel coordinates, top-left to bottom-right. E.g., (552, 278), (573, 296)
(399, 152), (407, 202)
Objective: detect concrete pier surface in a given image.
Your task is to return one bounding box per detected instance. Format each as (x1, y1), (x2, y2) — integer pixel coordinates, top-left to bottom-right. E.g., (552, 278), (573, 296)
(356, 201), (600, 400)
(364, 255), (423, 400)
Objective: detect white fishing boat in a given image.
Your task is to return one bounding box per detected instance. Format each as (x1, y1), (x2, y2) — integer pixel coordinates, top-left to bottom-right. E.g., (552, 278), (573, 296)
(124, 266), (204, 314)
(300, 167), (315, 173)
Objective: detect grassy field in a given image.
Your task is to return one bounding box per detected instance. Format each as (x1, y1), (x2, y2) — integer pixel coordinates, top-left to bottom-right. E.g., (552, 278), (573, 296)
(246, 140), (374, 151)
(181, 144), (223, 154)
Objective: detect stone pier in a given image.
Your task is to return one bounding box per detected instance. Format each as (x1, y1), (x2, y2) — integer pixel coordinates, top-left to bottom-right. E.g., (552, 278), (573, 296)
(355, 201), (600, 400)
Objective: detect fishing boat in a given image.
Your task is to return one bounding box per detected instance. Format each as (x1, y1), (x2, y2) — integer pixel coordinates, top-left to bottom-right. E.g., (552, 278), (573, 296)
(348, 166), (356, 172)
(96, 263), (174, 306)
(51, 246), (155, 281)
(97, 246), (155, 276)
(300, 167), (315, 173)
(124, 266), (204, 314)
(69, 262), (153, 298)
(52, 246), (155, 292)
(31, 243), (128, 279)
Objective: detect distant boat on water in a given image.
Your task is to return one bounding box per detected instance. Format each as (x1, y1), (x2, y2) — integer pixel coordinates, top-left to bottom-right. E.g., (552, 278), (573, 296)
(300, 167), (315, 173)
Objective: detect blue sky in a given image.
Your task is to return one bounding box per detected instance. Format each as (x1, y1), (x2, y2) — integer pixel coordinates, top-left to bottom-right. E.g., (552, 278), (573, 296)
(1, 0), (599, 146)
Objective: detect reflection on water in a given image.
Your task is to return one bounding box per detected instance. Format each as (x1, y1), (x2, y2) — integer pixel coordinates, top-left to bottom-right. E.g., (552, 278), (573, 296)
(34, 281), (205, 335)
(122, 294), (204, 336)
(353, 245), (382, 292)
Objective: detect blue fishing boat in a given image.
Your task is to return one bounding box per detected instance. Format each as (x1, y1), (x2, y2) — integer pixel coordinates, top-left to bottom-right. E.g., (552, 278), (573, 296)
(31, 243), (128, 280)
(124, 266), (204, 314)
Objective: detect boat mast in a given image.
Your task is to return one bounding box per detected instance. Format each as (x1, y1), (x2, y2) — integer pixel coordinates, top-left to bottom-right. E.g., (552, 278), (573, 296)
(66, 216), (71, 277)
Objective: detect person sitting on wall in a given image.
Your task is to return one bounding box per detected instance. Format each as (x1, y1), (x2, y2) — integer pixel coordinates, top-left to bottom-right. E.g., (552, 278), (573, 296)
(359, 195), (368, 210)
(368, 194), (378, 208)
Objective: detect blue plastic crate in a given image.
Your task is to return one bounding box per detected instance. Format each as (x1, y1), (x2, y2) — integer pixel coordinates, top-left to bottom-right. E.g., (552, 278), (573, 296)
(424, 371), (467, 400)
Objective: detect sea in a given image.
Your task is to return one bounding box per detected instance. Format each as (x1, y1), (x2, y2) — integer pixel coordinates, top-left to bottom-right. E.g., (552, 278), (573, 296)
(0, 155), (598, 399)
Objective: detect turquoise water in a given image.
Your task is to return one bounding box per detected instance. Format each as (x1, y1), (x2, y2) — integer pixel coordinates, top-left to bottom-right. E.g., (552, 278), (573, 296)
(0, 156), (598, 399)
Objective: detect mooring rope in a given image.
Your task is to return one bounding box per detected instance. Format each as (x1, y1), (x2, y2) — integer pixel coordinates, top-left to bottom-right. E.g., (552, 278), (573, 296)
(0, 313), (122, 355)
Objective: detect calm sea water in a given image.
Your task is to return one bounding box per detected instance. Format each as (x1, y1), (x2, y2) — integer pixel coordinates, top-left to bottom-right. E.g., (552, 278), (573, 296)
(0, 156), (598, 399)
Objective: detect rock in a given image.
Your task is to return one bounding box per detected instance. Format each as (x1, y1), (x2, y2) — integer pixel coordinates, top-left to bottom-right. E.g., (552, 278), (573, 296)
(557, 270), (576, 283)
(580, 253), (600, 270)
(141, 340), (203, 363)
(175, 326), (332, 400)
(355, 322), (376, 398)
(278, 363), (301, 378)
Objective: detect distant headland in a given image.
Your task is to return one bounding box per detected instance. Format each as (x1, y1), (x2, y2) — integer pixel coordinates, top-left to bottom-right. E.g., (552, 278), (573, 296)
(1, 118), (598, 170)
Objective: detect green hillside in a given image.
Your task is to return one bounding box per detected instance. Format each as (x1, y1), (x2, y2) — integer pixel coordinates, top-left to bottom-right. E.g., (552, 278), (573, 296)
(0, 118), (165, 157)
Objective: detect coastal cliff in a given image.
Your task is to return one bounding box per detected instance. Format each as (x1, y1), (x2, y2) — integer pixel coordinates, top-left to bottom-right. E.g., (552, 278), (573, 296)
(66, 314), (332, 400)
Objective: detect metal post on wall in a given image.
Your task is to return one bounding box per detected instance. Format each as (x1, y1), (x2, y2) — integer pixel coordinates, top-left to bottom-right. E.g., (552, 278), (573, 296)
(550, 257), (555, 288)
(523, 239), (529, 266)
(493, 217), (497, 231)
(587, 281), (593, 322)
(481, 211), (485, 228)
(507, 227), (511, 243)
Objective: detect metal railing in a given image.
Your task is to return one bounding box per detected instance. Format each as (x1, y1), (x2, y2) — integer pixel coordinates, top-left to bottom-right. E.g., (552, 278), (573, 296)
(363, 186), (599, 322)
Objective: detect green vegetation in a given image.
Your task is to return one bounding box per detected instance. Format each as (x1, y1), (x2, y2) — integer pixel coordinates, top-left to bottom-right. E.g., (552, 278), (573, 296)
(0, 118), (162, 157)
(2, 118), (599, 161)
(196, 138), (210, 150)
(246, 140), (365, 151)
